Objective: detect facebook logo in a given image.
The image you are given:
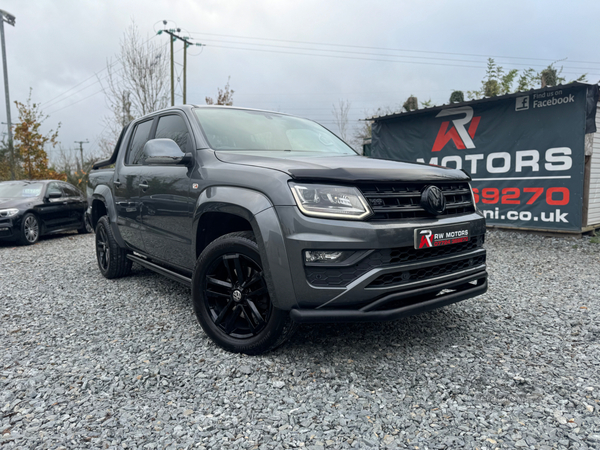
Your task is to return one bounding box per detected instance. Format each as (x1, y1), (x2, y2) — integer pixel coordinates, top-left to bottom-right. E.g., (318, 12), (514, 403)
(515, 96), (529, 111)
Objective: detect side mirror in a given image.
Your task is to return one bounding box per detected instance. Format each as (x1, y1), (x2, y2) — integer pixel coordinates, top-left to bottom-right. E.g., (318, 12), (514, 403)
(142, 139), (192, 166)
(47, 191), (62, 199)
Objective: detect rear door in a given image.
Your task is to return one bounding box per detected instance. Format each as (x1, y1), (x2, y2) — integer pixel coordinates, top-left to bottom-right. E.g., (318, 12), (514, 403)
(60, 182), (86, 229)
(36, 182), (71, 232)
(139, 113), (195, 269)
(113, 118), (154, 252)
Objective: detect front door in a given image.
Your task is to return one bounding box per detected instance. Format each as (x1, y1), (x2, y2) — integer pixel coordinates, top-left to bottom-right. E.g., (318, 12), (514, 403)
(114, 118), (154, 252)
(139, 113), (195, 269)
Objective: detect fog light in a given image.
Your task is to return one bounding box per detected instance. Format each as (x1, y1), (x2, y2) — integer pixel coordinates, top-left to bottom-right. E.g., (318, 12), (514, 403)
(304, 250), (352, 264)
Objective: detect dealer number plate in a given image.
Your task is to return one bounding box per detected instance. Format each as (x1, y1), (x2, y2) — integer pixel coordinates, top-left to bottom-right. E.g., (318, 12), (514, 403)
(414, 223), (470, 249)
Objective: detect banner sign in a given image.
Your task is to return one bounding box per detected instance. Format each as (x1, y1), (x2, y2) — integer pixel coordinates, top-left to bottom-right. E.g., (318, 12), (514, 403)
(371, 85), (589, 231)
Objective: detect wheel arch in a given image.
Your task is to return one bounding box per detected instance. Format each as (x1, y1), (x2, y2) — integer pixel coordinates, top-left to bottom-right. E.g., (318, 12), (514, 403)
(20, 210), (43, 238)
(91, 185), (126, 248)
(21, 209), (44, 234)
(193, 186), (298, 310)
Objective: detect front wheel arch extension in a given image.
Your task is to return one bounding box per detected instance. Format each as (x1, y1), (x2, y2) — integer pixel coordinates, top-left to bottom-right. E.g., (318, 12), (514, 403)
(193, 187), (298, 312)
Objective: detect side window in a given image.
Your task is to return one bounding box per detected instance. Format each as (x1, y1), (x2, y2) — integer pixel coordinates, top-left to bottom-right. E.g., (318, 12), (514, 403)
(126, 119), (154, 165)
(46, 182), (63, 198)
(154, 115), (191, 153)
(61, 184), (81, 198)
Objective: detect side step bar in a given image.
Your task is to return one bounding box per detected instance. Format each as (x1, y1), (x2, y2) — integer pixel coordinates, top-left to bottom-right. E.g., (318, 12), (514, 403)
(127, 254), (192, 287)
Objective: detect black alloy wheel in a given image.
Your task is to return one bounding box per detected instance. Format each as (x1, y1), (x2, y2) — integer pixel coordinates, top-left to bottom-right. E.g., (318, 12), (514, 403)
(192, 231), (296, 354)
(18, 213), (39, 245)
(96, 223), (110, 272)
(204, 252), (271, 339)
(78, 214), (93, 234)
(94, 216), (132, 279)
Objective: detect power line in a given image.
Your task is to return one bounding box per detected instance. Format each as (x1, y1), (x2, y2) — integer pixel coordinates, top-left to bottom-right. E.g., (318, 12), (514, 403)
(41, 34), (160, 108)
(189, 30), (600, 66)
(206, 44), (485, 70)
(203, 43), (600, 76)
(44, 40), (171, 115)
(43, 67), (122, 110)
(43, 40), (170, 111)
(191, 37), (599, 71)
(45, 88), (105, 115)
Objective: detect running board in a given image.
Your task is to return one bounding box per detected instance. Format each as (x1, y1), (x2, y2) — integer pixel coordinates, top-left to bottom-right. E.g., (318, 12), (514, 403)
(127, 254), (192, 287)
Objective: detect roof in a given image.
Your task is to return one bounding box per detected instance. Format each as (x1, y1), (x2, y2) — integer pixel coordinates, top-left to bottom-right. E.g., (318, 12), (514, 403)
(368, 81), (596, 122)
(0, 179), (54, 184)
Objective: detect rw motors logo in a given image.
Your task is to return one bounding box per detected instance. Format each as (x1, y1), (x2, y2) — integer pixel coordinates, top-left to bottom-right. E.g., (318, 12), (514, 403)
(432, 106), (481, 152)
(418, 230), (433, 248)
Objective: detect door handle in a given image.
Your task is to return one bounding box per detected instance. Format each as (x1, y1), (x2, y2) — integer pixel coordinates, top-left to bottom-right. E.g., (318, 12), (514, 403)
(139, 182), (149, 189)
(113, 180), (122, 186)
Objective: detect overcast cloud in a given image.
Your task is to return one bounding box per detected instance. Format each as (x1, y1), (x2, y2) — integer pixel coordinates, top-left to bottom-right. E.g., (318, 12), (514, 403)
(1, 0), (599, 161)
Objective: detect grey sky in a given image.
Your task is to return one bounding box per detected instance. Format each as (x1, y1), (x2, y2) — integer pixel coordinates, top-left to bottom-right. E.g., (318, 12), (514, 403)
(2, 0), (599, 161)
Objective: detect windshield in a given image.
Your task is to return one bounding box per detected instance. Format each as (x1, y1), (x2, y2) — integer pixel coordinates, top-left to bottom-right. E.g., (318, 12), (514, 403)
(0, 182), (44, 198)
(194, 108), (356, 155)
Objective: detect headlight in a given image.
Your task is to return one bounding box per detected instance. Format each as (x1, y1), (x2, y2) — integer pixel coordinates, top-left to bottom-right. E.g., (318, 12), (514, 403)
(0, 208), (19, 218)
(289, 183), (372, 220)
(468, 182), (478, 212)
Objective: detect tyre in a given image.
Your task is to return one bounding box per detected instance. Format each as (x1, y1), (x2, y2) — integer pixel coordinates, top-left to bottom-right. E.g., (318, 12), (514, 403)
(95, 216), (132, 279)
(17, 213), (40, 246)
(78, 214), (93, 234)
(192, 231), (297, 355)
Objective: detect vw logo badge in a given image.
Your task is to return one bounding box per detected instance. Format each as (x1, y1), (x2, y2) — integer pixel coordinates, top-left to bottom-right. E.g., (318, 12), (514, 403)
(232, 290), (243, 302)
(420, 185), (446, 215)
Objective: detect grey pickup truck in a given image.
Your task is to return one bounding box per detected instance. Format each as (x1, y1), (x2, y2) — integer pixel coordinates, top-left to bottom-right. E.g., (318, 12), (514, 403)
(88, 106), (487, 354)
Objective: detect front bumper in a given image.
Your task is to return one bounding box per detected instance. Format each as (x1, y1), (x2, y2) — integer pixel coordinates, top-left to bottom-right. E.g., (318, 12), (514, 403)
(290, 273), (487, 323)
(0, 217), (16, 240)
(273, 206), (487, 321)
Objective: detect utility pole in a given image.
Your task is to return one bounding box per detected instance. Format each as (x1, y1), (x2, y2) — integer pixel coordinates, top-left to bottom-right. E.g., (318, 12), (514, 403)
(0, 10), (15, 180)
(183, 38), (188, 104)
(158, 23), (203, 106)
(74, 140), (88, 171)
(170, 32), (174, 106)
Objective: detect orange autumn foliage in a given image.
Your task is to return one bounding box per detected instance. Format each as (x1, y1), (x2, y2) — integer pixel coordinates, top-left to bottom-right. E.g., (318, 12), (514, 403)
(13, 92), (64, 181)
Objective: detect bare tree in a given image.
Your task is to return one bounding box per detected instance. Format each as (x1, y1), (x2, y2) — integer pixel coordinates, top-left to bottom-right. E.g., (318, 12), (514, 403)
(98, 20), (169, 156)
(54, 145), (102, 194)
(351, 106), (396, 153)
(206, 77), (235, 106)
(331, 99), (352, 142)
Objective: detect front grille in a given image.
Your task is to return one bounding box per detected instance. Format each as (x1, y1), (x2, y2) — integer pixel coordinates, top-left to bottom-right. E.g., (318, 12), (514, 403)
(358, 182), (475, 221)
(367, 255), (486, 288)
(305, 235), (484, 287)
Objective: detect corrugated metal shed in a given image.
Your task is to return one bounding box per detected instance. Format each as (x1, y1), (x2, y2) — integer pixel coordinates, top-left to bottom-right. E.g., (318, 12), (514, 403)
(588, 112), (600, 226)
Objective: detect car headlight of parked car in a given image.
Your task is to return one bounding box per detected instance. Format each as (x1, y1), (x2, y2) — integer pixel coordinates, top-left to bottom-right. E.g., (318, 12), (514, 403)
(289, 183), (372, 220)
(0, 208), (19, 218)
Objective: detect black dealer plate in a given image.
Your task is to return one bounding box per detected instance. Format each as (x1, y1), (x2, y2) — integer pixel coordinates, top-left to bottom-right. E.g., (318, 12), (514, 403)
(414, 223), (470, 249)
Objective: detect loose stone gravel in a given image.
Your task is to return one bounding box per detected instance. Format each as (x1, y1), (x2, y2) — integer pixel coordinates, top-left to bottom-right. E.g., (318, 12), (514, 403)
(1, 230), (599, 449)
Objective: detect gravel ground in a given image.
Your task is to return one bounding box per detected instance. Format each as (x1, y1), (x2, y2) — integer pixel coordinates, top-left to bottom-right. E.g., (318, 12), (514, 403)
(1, 230), (599, 450)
